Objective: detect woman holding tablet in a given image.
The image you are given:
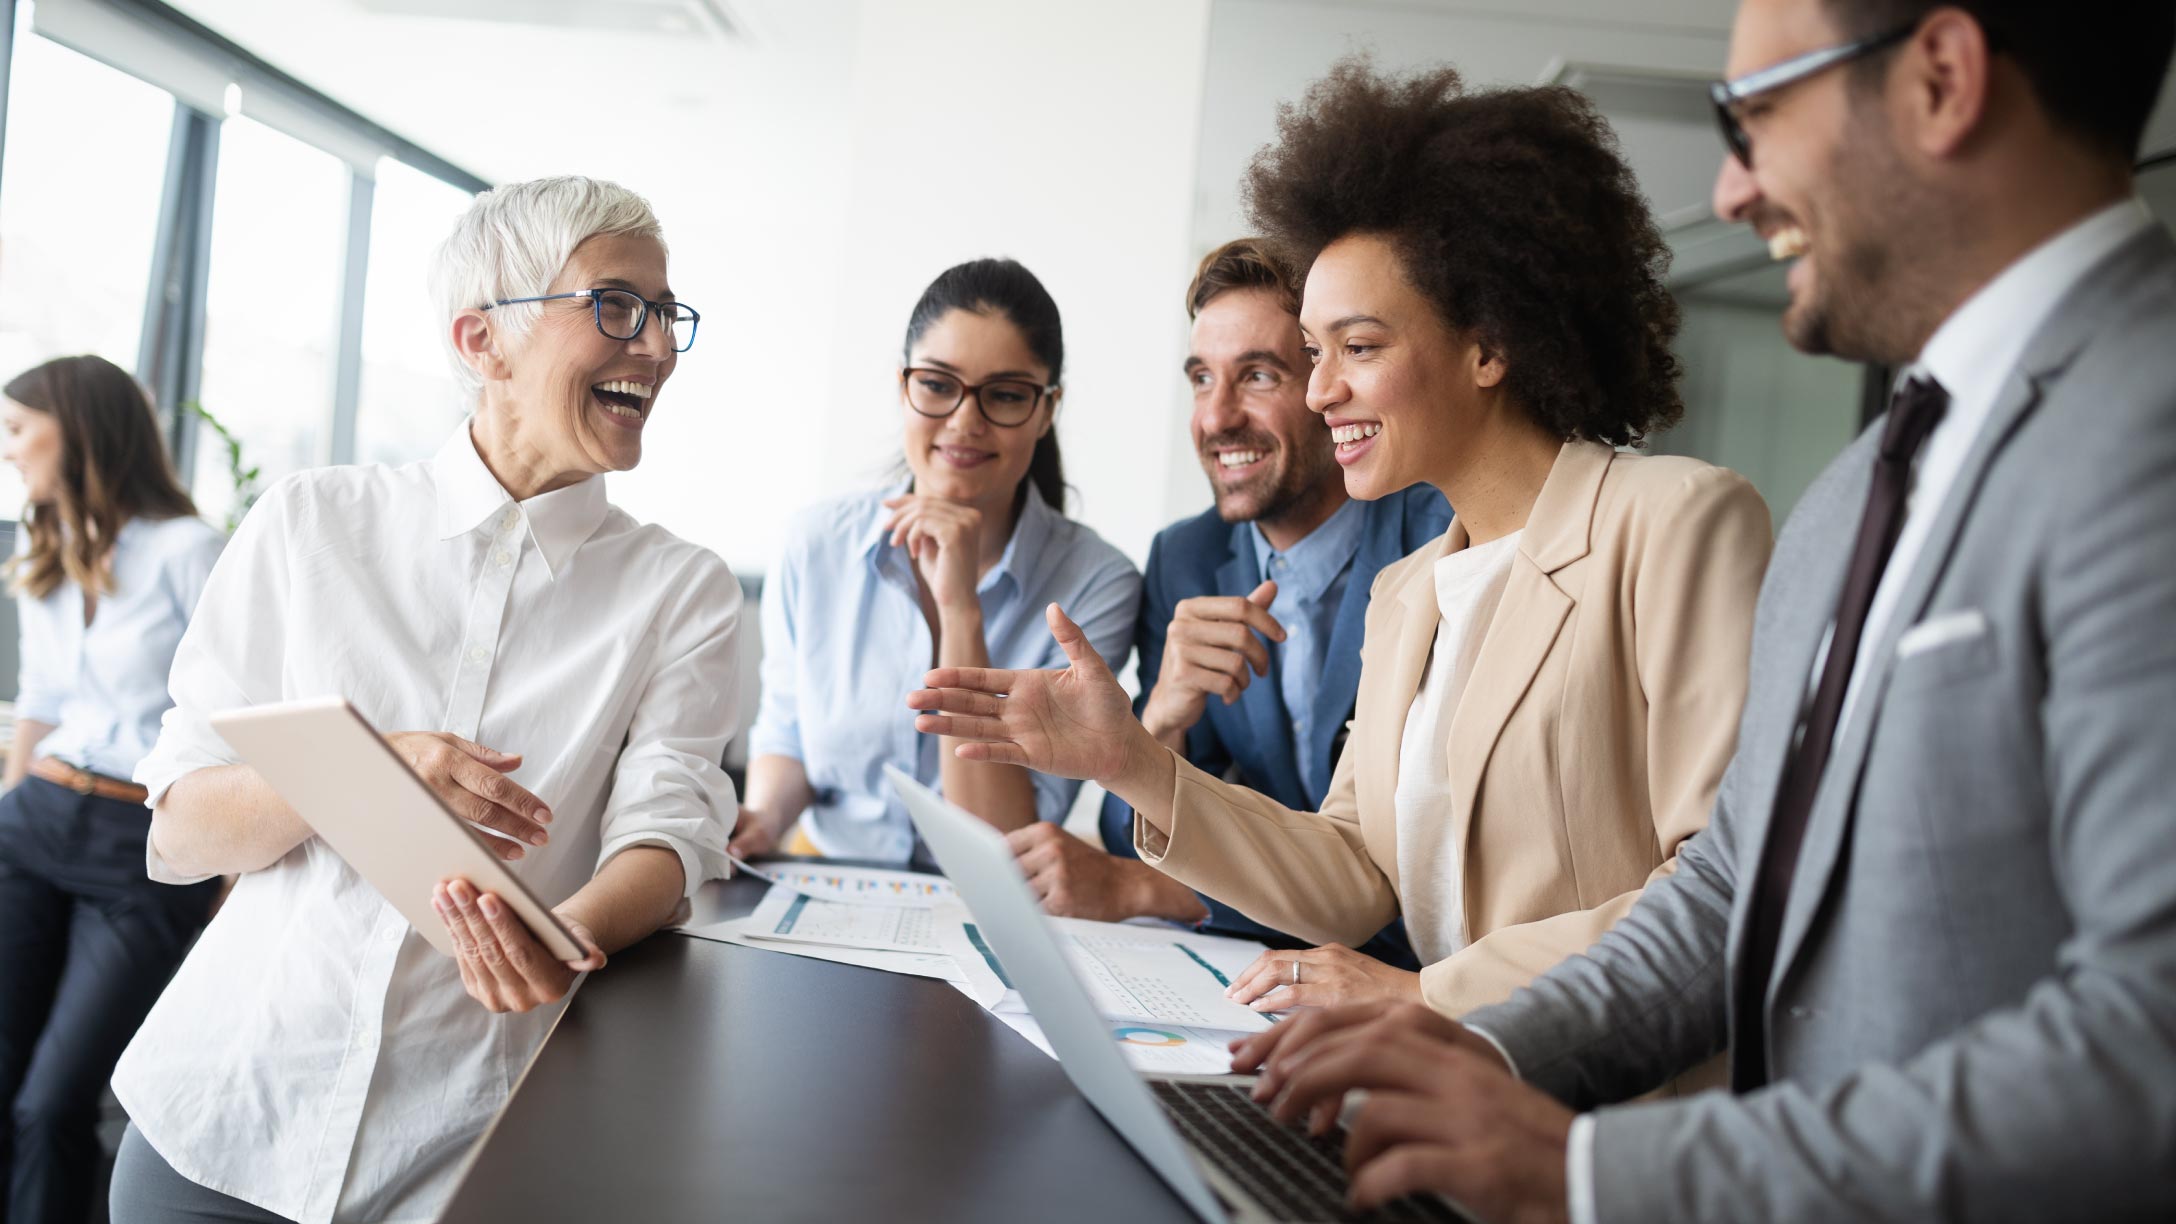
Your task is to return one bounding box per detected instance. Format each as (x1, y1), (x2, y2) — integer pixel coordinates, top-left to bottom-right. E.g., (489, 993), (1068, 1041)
(0, 355), (222, 1223)
(729, 258), (1138, 865)
(107, 176), (742, 1224)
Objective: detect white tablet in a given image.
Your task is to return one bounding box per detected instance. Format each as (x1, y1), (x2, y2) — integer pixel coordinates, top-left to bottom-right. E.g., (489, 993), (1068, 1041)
(209, 696), (584, 962)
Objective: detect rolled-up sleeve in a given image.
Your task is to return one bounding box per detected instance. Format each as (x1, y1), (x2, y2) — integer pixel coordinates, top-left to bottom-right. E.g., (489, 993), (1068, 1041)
(133, 484), (296, 882)
(14, 588), (62, 726)
(1027, 553), (1141, 824)
(745, 531), (802, 762)
(595, 555), (744, 904)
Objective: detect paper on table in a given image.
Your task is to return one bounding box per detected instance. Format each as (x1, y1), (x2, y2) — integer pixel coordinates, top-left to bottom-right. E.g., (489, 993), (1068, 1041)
(951, 915), (1275, 1033)
(958, 983), (1247, 1075)
(679, 916), (966, 984)
(727, 855), (957, 907)
(742, 886), (945, 954)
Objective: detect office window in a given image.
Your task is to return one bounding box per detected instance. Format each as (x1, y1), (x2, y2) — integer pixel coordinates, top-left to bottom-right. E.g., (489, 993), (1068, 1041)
(192, 115), (348, 525)
(0, 26), (173, 518)
(1657, 261), (1865, 525)
(354, 157), (474, 467)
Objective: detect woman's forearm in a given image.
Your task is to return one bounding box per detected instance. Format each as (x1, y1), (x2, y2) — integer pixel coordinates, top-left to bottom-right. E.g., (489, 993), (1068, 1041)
(741, 753), (815, 841)
(936, 608), (1039, 832)
(559, 844), (686, 954)
(150, 764), (313, 877)
(4, 719), (55, 788)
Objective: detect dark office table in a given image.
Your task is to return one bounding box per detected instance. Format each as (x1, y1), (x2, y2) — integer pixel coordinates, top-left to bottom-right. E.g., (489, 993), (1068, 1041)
(442, 864), (1200, 1222)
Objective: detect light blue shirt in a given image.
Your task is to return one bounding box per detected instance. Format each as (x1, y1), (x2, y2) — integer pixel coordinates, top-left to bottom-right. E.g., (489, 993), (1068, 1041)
(14, 515), (225, 779)
(750, 484), (1141, 863)
(1248, 497), (1366, 797)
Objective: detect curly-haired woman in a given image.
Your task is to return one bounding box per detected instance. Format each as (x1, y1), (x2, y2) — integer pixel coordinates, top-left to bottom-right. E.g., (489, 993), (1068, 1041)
(909, 59), (1774, 1037)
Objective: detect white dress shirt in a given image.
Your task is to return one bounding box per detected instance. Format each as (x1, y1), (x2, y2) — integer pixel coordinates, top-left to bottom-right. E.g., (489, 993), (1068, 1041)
(13, 515), (223, 779)
(1558, 196), (2156, 1224)
(114, 423), (742, 1224)
(1393, 530), (1521, 963)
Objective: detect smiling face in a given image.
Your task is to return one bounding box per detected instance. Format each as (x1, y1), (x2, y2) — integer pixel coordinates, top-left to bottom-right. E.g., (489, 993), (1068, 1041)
(467, 231), (678, 484)
(1713, 0), (1933, 364)
(1299, 233), (1497, 501)
(1187, 287), (1340, 526)
(1, 397), (62, 505)
(900, 307), (1055, 508)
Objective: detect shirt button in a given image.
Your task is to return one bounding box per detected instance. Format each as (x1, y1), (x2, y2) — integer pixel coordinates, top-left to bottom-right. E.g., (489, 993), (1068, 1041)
(469, 647), (489, 665)
(494, 550), (513, 568)
(384, 926), (403, 946)
(499, 509), (519, 533)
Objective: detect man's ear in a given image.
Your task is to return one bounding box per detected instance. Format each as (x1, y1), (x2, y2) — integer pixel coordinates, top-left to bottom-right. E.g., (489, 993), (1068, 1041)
(451, 309), (513, 384)
(1900, 8), (1992, 161)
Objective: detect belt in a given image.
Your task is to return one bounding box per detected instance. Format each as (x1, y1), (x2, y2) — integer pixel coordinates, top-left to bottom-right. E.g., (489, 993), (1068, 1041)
(30, 757), (150, 804)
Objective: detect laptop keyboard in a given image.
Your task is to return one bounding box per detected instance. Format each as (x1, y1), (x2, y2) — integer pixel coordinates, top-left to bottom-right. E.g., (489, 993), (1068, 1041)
(1149, 1080), (1467, 1223)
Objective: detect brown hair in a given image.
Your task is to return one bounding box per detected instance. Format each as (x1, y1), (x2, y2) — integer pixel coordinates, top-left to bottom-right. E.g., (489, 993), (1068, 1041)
(1185, 238), (1300, 320)
(1244, 57), (1684, 447)
(4, 355), (199, 599)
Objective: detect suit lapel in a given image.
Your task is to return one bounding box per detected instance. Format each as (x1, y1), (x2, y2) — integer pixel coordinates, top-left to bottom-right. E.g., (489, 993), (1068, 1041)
(1216, 525), (1306, 804)
(1765, 243), (2137, 992)
(1307, 500), (1400, 804)
(1356, 527), (1454, 878)
(1437, 442), (1606, 923)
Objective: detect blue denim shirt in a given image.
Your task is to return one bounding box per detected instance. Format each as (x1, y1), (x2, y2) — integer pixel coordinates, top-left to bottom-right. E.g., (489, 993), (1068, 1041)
(750, 484), (1141, 862)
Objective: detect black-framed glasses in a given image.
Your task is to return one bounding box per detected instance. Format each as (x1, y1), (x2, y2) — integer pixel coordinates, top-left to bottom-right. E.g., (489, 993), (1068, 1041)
(901, 367), (1055, 427)
(484, 288), (701, 353)
(1708, 21), (1916, 168)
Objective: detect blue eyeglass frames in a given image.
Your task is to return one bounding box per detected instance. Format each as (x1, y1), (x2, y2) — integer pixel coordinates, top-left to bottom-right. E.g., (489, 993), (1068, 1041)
(483, 288), (701, 353)
(1708, 21), (1917, 169)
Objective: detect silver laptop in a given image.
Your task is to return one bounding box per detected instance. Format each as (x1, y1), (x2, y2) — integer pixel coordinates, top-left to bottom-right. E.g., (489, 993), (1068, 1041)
(886, 766), (1464, 1224)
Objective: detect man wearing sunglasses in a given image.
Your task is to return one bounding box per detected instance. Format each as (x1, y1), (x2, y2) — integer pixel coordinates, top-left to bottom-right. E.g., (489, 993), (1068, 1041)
(1227, 4), (2176, 1222)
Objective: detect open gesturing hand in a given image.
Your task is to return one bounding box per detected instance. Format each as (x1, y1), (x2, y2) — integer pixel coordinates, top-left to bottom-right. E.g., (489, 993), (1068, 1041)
(907, 603), (1155, 784)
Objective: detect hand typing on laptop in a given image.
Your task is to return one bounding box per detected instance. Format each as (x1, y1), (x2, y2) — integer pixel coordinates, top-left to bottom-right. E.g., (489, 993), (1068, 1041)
(1231, 1002), (1570, 1219)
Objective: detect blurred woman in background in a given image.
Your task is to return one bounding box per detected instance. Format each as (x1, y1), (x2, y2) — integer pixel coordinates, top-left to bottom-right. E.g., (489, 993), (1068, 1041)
(732, 258), (1139, 866)
(0, 354), (222, 1224)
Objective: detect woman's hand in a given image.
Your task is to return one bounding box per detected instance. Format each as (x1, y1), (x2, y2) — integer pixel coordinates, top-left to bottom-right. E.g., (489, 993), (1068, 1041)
(387, 732), (551, 861)
(907, 603), (1156, 783)
(882, 493), (984, 613)
(1225, 944), (1423, 1012)
(728, 805), (791, 860)
(435, 878), (605, 1013)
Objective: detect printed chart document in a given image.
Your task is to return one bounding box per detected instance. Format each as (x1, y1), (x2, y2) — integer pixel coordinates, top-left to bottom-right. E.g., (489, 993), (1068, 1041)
(957, 916), (1276, 1034)
(726, 856), (956, 906)
(972, 996), (1251, 1075)
(741, 887), (945, 954)
(687, 917), (967, 985)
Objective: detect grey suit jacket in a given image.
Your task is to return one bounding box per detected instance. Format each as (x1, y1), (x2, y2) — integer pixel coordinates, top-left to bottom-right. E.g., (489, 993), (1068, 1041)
(1464, 224), (2176, 1222)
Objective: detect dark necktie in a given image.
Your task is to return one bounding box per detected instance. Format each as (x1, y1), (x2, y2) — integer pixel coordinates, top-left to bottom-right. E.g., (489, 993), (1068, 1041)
(1732, 375), (1951, 1089)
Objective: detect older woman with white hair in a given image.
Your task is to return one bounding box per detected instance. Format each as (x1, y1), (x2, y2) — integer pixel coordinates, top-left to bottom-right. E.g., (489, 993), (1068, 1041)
(103, 175), (738, 1224)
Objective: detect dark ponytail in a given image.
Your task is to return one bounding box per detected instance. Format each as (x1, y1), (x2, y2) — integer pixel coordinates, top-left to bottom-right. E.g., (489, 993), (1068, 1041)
(902, 258), (1068, 513)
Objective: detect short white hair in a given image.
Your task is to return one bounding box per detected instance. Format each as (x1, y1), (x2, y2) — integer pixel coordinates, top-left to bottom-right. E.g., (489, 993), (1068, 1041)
(430, 175), (666, 400)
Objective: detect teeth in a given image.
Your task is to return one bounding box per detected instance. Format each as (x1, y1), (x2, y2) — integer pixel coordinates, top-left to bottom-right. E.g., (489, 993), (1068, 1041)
(1330, 423), (1382, 445)
(1768, 227), (1809, 261)
(1217, 450), (1263, 468)
(599, 400), (642, 420)
(593, 379), (653, 399)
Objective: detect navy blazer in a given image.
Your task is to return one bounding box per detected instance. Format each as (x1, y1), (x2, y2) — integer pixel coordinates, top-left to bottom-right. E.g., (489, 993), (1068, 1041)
(1101, 485), (1451, 963)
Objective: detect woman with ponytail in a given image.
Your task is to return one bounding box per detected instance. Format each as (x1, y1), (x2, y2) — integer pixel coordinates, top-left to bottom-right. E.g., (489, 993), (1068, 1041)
(732, 258), (1139, 864)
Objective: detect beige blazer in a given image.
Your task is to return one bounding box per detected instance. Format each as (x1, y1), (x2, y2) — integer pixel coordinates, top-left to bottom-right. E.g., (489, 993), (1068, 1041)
(1137, 440), (1772, 1017)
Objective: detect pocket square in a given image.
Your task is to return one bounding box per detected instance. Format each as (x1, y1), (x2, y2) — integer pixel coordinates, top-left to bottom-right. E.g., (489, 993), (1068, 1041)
(1897, 608), (1988, 659)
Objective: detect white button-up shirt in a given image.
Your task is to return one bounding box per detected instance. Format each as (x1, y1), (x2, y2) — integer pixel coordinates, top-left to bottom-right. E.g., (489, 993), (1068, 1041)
(13, 515), (224, 779)
(115, 423), (742, 1224)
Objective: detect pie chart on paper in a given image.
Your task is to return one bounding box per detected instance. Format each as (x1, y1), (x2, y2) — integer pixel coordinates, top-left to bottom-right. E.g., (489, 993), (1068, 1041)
(1113, 1026), (1188, 1048)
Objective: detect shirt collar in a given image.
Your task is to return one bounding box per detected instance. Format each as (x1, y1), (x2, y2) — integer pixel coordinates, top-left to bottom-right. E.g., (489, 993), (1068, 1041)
(861, 480), (1054, 598)
(1250, 496), (1366, 605)
(430, 420), (610, 580)
(1913, 196), (2155, 410)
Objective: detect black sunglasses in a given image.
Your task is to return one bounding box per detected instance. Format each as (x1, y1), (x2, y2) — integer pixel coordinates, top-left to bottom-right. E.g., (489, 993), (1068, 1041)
(1708, 21), (1916, 169)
